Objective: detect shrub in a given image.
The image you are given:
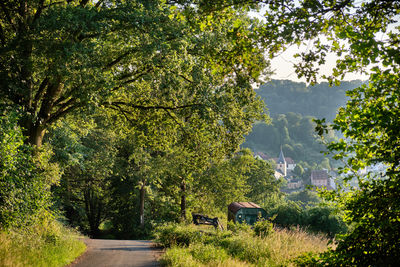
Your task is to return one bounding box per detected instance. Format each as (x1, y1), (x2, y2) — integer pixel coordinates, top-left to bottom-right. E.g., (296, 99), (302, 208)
(227, 221), (252, 234)
(268, 201), (304, 228)
(154, 223), (201, 247)
(253, 220), (274, 238)
(305, 206), (347, 238)
(0, 110), (60, 229)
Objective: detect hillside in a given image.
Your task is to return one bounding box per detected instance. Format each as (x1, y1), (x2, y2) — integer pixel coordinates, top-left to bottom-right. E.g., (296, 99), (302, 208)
(257, 79), (364, 121)
(243, 79), (364, 167)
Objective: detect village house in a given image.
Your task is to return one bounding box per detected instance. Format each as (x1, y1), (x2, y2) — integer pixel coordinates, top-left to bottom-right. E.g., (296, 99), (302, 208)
(310, 169), (336, 190)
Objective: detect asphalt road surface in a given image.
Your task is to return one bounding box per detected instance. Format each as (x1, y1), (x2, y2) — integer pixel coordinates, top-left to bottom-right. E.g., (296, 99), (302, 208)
(69, 239), (161, 267)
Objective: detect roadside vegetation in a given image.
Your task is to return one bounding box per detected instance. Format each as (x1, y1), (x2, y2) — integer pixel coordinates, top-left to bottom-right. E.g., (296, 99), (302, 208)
(155, 222), (330, 267)
(0, 220), (85, 267)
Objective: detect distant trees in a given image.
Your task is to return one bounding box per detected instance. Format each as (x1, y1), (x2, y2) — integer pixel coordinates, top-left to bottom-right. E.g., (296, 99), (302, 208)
(256, 80), (363, 121)
(244, 112), (337, 166)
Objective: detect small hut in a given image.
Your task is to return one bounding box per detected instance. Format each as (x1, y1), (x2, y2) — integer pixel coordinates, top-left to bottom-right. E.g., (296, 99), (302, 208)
(228, 202), (267, 225)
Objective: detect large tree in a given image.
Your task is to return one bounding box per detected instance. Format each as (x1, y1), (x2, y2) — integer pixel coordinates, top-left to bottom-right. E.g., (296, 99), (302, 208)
(0, 0), (268, 149)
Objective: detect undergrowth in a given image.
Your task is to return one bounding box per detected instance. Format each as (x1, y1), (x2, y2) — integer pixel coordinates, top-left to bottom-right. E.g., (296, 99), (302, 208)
(0, 219), (86, 267)
(155, 222), (330, 266)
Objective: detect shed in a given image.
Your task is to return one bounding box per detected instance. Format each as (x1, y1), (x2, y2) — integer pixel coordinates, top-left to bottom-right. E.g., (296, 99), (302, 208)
(228, 202), (267, 225)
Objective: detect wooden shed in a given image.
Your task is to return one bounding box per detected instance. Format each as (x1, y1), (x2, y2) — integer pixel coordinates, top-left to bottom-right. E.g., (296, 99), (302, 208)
(228, 202), (267, 225)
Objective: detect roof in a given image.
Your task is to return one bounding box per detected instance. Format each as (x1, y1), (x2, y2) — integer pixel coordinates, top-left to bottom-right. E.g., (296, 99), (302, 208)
(311, 170), (329, 180)
(285, 157), (295, 164)
(253, 152), (270, 160)
(277, 148), (286, 164)
(228, 202), (261, 213)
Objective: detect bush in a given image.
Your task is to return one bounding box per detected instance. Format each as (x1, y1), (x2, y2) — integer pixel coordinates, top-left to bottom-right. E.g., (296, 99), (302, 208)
(305, 206), (347, 238)
(227, 221), (252, 234)
(269, 201), (304, 228)
(253, 220), (274, 238)
(154, 223), (201, 247)
(0, 110), (60, 229)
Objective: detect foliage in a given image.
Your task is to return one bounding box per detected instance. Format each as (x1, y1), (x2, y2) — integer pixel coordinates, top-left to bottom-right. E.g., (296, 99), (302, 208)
(156, 222), (330, 267)
(286, 190), (320, 207)
(268, 0), (400, 264)
(193, 149), (280, 215)
(253, 219), (274, 238)
(226, 221), (252, 234)
(267, 200), (347, 238)
(257, 80), (363, 121)
(154, 223), (203, 248)
(0, 220), (85, 267)
(49, 115), (117, 237)
(268, 201), (304, 228)
(0, 0), (268, 149)
(0, 110), (60, 229)
(244, 112), (337, 166)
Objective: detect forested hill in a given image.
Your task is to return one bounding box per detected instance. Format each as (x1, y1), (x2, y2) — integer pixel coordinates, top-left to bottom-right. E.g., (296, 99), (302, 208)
(243, 79), (364, 167)
(257, 79), (364, 121)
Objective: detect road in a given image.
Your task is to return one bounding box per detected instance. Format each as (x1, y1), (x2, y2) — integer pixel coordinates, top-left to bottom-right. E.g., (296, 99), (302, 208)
(69, 239), (161, 267)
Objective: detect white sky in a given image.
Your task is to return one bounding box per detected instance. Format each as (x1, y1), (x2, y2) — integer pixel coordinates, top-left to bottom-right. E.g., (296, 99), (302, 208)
(269, 44), (369, 82)
(248, 8), (370, 83)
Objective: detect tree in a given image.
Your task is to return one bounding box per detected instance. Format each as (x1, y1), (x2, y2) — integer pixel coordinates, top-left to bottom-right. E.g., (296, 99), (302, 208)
(264, 0), (400, 265)
(0, 0), (268, 148)
(293, 164), (304, 177)
(50, 115), (117, 236)
(246, 155), (281, 204)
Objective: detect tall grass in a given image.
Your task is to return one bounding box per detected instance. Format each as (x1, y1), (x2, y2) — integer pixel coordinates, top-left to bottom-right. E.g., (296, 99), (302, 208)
(0, 220), (86, 267)
(156, 223), (331, 266)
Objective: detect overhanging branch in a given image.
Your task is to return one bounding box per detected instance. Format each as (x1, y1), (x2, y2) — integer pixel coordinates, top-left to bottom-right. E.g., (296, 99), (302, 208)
(106, 101), (202, 111)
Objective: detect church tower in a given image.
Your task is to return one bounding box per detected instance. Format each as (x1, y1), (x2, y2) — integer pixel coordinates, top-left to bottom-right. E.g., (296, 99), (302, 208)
(276, 147), (287, 177)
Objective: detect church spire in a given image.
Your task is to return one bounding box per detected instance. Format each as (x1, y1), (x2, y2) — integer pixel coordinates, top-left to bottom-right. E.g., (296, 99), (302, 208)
(277, 146), (286, 164)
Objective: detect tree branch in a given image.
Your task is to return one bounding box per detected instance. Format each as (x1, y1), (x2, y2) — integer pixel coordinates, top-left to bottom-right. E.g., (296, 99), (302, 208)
(32, 77), (49, 111)
(104, 48), (139, 70)
(46, 102), (79, 125)
(107, 101), (202, 111)
(95, 0), (105, 8)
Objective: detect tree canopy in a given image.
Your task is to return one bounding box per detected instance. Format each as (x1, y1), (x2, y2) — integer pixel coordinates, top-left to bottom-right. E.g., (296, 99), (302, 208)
(0, 0), (268, 152)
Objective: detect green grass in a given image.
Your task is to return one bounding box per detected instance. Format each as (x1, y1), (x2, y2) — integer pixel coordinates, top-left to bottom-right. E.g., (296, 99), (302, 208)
(0, 220), (86, 267)
(155, 223), (331, 266)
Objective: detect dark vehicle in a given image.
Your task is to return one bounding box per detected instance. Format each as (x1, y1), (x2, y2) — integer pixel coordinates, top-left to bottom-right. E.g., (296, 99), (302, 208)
(228, 202), (267, 225)
(192, 213), (224, 231)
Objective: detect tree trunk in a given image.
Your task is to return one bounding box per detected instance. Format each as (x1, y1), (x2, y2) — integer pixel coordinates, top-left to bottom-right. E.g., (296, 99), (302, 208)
(180, 180), (186, 220)
(27, 123), (45, 147)
(84, 188), (101, 238)
(139, 179), (146, 228)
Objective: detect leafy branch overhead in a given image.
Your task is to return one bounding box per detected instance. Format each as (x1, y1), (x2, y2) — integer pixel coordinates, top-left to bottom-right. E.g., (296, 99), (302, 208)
(0, 0), (269, 152)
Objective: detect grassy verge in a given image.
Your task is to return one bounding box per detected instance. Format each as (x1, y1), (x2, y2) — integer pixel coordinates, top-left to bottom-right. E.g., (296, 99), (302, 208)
(155, 223), (331, 266)
(0, 220), (86, 267)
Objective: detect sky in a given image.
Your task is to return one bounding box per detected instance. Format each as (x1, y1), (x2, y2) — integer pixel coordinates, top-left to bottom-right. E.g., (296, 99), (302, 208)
(248, 6), (372, 83)
(269, 44), (369, 82)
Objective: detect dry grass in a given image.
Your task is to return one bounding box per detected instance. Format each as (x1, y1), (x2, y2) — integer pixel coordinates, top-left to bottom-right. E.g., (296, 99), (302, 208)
(157, 223), (331, 267)
(260, 227), (331, 266)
